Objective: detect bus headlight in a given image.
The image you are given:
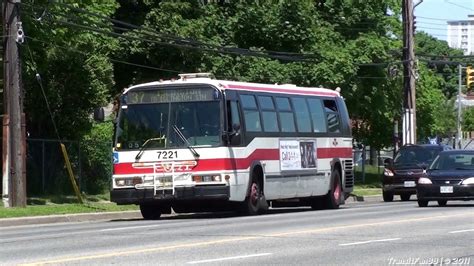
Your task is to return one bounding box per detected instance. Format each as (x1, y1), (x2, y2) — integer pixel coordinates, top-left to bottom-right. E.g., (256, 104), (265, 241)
(193, 174), (221, 183)
(115, 177), (143, 187)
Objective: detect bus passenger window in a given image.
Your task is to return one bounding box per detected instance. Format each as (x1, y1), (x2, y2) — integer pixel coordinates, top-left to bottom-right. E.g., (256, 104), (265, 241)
(307, 98), (327, 133)
(292, 97), (311, 133)
(240, 95), (262, 132)
(324, 100), (340, 133)
(276, 97), (295, 133)
(258, 96), (278, 132)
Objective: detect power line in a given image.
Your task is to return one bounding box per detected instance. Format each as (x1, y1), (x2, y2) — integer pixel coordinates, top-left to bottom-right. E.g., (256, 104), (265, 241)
(444, 0), (474, 12)
(25, 36), (182, 73)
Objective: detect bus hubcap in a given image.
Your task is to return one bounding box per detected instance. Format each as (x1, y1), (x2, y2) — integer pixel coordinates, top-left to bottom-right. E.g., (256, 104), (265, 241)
(333, 180), (341, 201)
(250, 183), (259, 205)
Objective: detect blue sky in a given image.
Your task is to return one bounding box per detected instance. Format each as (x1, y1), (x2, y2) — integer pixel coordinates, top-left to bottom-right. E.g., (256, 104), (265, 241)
(415, 0), (474, 41)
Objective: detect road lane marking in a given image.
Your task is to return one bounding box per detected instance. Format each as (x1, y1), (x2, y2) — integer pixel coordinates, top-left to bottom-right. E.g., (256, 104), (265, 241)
(449, 229), (474, 234)
(186, 253), (272, 264)
(21, 212), (473, 265)
(100, 224), (161, 232)
(339, 238), (401, 246)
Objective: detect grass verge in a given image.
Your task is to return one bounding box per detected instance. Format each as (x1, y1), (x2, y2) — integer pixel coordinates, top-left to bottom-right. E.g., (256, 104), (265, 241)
(0, 193), (138, 219)
(353, 165), (383, 196)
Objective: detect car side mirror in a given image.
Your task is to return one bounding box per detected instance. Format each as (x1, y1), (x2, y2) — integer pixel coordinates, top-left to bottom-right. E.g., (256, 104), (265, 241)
(384, 158), (393, 168)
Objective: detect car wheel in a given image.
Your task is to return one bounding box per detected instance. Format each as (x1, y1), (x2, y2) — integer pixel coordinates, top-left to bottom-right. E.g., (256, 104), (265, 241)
(383, 191), (394, 202)
(417, 199), (428, 207)
(400, 193), (411, 201)
(437, 200), (447, 207)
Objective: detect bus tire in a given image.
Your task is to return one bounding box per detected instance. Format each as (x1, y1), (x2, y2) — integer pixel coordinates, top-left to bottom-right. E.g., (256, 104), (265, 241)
(325, 170), (342, 209)
(140, 204), (162, 220)
(243, 177), (263, 215)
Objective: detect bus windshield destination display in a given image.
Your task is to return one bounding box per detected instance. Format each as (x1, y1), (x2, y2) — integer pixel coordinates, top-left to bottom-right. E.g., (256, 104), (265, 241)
(127, 88), (216, 104)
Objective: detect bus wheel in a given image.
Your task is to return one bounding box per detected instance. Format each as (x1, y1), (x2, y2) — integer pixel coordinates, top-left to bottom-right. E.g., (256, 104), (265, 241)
(326, 170), (342, 209)
(140, 204), (162, 220)
(244, 178), (262, 215)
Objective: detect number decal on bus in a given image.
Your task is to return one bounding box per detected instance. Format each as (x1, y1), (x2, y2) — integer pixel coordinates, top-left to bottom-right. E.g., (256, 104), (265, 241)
(157, 151), (178, 159)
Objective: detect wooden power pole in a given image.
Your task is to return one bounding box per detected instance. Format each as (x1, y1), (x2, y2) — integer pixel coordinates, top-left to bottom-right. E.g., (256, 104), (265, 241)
(2, 0), (26, 207)
(402, 0), (416, 145)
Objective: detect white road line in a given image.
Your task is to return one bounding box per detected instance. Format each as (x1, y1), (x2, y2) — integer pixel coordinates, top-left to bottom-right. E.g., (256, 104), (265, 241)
(449, 229), (474, 234)
(186, 253), (272, 264)
(100, 224), (161, 232)
(339, 238), (401, 246)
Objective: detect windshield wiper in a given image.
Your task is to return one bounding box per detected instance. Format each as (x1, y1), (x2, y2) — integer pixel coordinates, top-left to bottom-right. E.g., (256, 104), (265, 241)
(172, 125), (200, 158)
(135, 136), (166, 161)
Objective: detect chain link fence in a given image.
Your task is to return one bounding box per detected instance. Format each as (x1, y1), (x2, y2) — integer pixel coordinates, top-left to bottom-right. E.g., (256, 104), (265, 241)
(353, 147), (394, 183)
(1, 138), (113, 197)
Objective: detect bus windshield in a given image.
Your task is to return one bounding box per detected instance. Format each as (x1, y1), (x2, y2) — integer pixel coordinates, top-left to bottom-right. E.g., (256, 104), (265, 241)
(115, 90), (222, 150)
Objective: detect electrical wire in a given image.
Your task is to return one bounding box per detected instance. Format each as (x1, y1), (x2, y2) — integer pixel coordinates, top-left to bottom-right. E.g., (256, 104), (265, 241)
(25, 36), (182, 73)
(24, 42), (62, 141)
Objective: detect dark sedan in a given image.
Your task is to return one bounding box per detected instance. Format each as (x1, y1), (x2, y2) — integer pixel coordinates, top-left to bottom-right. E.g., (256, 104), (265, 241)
(417, 150), (474, 207)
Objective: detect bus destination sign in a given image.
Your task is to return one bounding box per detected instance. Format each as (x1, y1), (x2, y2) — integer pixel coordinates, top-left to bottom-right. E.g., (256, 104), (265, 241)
(127, 87), (216, 104)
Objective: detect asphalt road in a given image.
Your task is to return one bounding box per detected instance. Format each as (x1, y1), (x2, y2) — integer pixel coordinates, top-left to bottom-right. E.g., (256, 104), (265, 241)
(1, 200), (473, 265)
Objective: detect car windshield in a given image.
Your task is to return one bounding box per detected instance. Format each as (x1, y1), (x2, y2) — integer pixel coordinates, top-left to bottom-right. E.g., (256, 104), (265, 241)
(393, 146), (441, 166)
(115, 88), (222, 150)
(429, 153), (474, 170)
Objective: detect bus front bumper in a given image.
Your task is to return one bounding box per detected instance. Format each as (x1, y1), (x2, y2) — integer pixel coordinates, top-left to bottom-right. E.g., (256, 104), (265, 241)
(111, 185), (230, 205)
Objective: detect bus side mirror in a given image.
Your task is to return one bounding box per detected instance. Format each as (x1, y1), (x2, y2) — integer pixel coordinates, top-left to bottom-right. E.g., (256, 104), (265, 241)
(93, 107), (105, 122)
(222, 124), (241, 143)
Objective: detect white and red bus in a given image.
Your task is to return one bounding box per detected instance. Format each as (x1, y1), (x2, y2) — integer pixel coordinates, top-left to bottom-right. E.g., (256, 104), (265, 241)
(111, 73), (354, 219)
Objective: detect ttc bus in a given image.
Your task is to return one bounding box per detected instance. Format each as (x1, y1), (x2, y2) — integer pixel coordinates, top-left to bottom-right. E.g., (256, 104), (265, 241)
(111, 73), (354, 219)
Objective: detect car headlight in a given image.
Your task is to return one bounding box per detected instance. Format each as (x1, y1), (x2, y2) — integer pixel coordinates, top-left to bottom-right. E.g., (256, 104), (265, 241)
(418, 177), (432, 185)
(383, 168), (394, 177)
(461, 177), (474, 185)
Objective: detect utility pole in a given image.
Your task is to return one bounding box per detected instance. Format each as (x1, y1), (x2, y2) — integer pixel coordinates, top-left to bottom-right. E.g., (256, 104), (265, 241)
(402, 0), (417, 145)
(2, 0), (26, 207)
(457, 65), (462, 149)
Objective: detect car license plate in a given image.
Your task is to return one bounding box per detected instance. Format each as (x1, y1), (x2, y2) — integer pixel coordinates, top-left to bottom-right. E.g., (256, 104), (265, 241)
(404, 181), (416, 187)
(440, 186), (453, 193)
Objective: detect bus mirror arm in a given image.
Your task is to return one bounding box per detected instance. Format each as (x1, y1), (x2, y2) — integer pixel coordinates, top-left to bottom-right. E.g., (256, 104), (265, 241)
(222, 125), (240, 143)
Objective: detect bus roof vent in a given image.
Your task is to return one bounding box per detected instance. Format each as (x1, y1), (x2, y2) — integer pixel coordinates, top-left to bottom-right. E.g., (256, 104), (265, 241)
(178, 73), (213, 80)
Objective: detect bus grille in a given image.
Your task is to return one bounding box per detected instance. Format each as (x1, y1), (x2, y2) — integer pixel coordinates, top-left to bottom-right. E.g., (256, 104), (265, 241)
(344, 160), (354, 188)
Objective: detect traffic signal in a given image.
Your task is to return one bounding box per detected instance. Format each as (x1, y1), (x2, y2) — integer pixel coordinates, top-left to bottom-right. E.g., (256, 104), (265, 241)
(467, 66), (474, 88)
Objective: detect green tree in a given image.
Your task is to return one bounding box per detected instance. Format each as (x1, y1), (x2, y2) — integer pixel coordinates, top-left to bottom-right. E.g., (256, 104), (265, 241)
(114, 0), (402, 150)
(22, 0), (119, 140)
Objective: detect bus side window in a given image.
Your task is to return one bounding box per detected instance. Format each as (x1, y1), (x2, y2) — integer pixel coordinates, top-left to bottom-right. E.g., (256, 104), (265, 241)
(307, 98), (327, 133)
(323, 99), (341, 133)
(228, 100), (242, 145)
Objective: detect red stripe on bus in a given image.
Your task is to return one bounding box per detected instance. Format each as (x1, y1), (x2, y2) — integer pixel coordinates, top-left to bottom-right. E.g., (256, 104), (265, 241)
(317, 147), (352, 158)
(226, 84), (339, 97)
(113, 149), (280, 175)
(113, 147), (352, 175)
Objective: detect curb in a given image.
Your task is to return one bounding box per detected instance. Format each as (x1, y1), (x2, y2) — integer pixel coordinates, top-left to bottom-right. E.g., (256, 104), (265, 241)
(0, 210), (142, 227)
(345, 194), (383, 203)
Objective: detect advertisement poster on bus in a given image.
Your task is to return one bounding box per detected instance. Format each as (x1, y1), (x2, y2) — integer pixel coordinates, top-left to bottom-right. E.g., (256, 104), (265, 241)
(280, 140), (317, 171)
